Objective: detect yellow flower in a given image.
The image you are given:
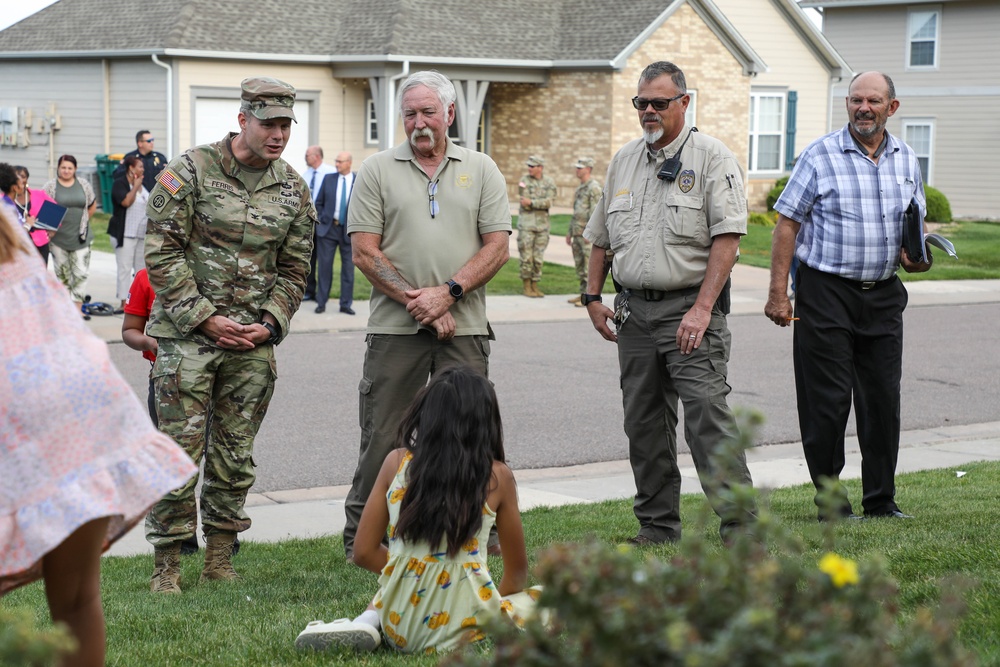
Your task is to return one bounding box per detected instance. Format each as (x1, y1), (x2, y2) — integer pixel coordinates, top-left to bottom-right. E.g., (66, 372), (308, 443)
(819, 552), (859, 587)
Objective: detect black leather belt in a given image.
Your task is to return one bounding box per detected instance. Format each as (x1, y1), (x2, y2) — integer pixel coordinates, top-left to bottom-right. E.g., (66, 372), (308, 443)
(629, 285), (701, 301)
(803, 264), (896, 291)
(833, 273), (897, 291)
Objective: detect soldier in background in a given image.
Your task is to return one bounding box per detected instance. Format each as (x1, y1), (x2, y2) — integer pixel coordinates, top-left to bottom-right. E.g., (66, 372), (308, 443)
(143, 76), (314, 593)
(567, 156), (602, 306)
(516, 155), (557, 297)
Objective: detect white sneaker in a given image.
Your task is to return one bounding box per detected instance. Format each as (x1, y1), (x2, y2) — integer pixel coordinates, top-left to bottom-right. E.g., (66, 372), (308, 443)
(295, 618), (381, 652)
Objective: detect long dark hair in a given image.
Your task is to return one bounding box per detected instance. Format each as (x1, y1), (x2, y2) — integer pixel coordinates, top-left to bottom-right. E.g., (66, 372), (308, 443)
(392, 365), (505, 556)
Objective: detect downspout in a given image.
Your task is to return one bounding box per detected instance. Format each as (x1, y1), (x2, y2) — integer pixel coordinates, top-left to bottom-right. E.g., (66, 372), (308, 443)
(386, 60), (410, 148)
(102, 58), (110, 152)
(151, 54), (173, 158)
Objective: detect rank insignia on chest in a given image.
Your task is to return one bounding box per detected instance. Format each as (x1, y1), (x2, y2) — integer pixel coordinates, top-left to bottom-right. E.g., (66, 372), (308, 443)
(678, 170), (696, 193)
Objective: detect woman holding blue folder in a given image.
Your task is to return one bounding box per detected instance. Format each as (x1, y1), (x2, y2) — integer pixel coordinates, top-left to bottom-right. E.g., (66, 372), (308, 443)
(44, 154), (97, 319)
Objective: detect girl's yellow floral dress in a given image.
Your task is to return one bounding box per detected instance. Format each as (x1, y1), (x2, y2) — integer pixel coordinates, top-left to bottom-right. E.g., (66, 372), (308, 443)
(373, 452), (541, 654)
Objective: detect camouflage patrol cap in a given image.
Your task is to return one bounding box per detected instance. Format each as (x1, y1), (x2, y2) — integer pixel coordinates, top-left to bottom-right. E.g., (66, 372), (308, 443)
(574, 156), (595, 169)
(240, 77), (298, 122)
(526, 155), (545, 167)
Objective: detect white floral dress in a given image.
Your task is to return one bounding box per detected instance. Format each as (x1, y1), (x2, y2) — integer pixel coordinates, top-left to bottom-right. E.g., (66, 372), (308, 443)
(0, 229), (196, 595)
(373, 452), (541, 654)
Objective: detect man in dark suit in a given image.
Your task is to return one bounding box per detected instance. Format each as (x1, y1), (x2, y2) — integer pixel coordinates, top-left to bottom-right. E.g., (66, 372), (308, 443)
(313, 152), (356, 314)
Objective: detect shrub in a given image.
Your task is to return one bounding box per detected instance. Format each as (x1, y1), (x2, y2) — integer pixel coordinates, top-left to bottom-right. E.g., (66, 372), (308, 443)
(444, 413), (977, 667)
(766, 176), (789, 212)
(748, 210), (776, 227)
(925, 186), (952, 223)
(0, 607), (75, 666)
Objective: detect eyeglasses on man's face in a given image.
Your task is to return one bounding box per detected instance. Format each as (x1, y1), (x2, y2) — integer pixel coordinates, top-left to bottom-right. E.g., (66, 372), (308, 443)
(142, 137), (155, 143)
(427, 180), (439, 219)
(631, 94), (685, 112)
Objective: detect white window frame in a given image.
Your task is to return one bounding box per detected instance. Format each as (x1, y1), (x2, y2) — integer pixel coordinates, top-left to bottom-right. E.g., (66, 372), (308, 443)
(365, 97), (378, 146)
(747, 91), (785, 174)
(902, 118), (935, 185)
(684, 90), (697, 128)
(906, 6), (940, 70)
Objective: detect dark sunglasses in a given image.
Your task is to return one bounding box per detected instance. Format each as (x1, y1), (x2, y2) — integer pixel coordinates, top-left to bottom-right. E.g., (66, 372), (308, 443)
(631, 94), (685, 111)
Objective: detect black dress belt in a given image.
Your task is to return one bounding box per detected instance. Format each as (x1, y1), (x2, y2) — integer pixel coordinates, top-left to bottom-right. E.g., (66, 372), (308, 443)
(628, 285), (701, 301)
(804, 264), (897, 291)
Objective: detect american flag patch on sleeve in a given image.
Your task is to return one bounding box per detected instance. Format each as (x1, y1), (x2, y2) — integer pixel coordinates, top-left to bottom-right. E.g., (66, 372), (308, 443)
(157, 169), (184, 195)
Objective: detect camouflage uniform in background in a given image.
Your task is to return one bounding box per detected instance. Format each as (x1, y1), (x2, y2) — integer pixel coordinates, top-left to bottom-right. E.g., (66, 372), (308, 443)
(516, 159), (557, 283)
(143, 132), (315, 547)
(571, 171), (603, 294)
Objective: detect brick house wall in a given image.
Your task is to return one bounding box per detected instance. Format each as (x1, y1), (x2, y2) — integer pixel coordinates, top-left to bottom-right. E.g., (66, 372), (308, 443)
(489, 3), (752, 209)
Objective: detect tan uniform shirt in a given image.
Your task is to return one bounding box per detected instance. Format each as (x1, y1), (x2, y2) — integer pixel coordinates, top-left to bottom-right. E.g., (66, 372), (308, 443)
(347, 139), (512, 336)
(584, 126), (747, 291)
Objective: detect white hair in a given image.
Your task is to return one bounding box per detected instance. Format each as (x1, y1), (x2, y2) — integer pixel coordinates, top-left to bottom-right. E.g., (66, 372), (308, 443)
(398, 70), (456, 116)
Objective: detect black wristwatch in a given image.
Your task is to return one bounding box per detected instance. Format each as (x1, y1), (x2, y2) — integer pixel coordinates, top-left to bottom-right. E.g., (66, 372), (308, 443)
(261, 320), (281, 345)
(581, 294), (603, 305)
(447, 279), (464, 301)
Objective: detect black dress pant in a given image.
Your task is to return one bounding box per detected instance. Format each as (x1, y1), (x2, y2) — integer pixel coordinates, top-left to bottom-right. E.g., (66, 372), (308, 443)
(793, 264), (906, 516)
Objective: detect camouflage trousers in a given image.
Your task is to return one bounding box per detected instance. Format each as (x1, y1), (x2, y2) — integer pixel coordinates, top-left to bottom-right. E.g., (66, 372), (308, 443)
(145, 338), (276, 547)
(569, 227), (591, 293)
(517, 226), (550, 281)
(49, 244), (91, 303)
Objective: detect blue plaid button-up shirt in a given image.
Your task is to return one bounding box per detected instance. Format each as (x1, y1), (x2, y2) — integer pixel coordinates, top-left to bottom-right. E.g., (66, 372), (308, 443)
(775, 125), (925, 282)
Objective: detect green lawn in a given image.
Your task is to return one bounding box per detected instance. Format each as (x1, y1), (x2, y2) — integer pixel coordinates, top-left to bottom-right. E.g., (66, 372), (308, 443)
(90, 212), (999, 298)
(739, 220), (1000, 280)
(5, 462), (1000, 665)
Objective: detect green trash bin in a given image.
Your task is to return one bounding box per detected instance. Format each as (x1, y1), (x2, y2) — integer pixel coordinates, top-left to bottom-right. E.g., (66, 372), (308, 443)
(94, 153), (124, 212)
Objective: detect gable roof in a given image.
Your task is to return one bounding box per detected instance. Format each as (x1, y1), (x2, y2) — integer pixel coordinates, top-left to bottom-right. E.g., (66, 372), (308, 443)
(0, 0), (767, 73)
(800, 0), (965, 6)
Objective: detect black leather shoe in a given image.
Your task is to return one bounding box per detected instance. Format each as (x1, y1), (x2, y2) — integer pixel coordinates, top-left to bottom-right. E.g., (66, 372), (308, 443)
(866, 509), (913, 519)
(314, 305), (325, 314)
(340, 306), (356, 315)
(626, 534), (677, 546)
(302, 294), (315, 301)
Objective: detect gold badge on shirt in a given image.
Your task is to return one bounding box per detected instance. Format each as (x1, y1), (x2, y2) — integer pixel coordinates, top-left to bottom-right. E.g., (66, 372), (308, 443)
(679, 170), (695, 193)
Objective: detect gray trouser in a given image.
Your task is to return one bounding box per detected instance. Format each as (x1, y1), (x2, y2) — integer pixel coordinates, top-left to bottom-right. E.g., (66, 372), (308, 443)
(616, 288), (753, 541)
(343, 330), (490, 558)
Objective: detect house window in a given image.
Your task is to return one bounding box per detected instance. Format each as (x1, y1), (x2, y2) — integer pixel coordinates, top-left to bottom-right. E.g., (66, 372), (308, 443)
(748, 92), (785, 173)
(365, 97), (378, 146)
(903, 120), (934, 184)
(684, 90), (697, 128)
(448, 107), (487, 152)
(908, 7), (940, 69)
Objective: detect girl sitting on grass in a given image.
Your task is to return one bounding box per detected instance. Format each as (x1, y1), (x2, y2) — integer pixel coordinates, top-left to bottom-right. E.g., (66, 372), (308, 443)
(296, 365), (540, 654)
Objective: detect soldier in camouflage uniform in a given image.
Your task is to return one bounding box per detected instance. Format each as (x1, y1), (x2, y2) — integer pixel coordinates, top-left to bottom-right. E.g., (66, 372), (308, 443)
(516, 155), (557, 297)
(567, 156), (603, 306)
(143, 77), (315, 593)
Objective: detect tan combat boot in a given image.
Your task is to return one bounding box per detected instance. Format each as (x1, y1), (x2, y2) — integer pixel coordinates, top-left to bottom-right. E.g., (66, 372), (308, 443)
(150, 544), (182, 594)
(522, 279), (535, 297)
(201, 533), (240, 582)
(567, 295), (582, 306)
(531, 282), (544, 297)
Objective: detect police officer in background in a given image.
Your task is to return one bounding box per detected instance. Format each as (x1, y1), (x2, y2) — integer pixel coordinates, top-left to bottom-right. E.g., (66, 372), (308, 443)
(567, 156), (602, 306)
(517, 155), (557, 298)
(115, 129), (168, 192)
(583, 61), (755, 545)
(143, 76), (315, 593)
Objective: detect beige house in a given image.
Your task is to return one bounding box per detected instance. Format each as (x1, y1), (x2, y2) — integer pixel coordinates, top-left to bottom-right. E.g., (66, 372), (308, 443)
(803, 0), (1000, 220)
(0, 0), (848, 210)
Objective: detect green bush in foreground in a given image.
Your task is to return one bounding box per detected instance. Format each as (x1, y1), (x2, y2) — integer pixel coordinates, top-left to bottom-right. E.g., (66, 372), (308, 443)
(0, 607), (74, 666)
(445, 415), (976, 667)
(925, 186), (953, 223)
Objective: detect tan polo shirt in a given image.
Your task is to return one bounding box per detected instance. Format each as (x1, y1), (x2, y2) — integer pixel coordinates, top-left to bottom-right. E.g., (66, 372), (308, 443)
(584, 126), (747, 291)
(347, 139), (512, 335)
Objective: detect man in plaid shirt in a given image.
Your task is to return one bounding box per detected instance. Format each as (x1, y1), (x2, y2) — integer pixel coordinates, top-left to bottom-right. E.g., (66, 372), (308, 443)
(765, 71), (932, 522)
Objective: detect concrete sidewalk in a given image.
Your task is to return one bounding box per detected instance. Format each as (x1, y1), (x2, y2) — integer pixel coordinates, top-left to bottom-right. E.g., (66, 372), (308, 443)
(76, 246), (1000, 557)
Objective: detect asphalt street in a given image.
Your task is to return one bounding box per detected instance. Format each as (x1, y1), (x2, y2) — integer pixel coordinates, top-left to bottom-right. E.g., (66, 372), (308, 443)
(105, 300), (1000, 494)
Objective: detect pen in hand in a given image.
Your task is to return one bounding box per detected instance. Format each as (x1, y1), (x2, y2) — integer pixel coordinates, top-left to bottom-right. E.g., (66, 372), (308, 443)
(787, 317), (799, 321)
